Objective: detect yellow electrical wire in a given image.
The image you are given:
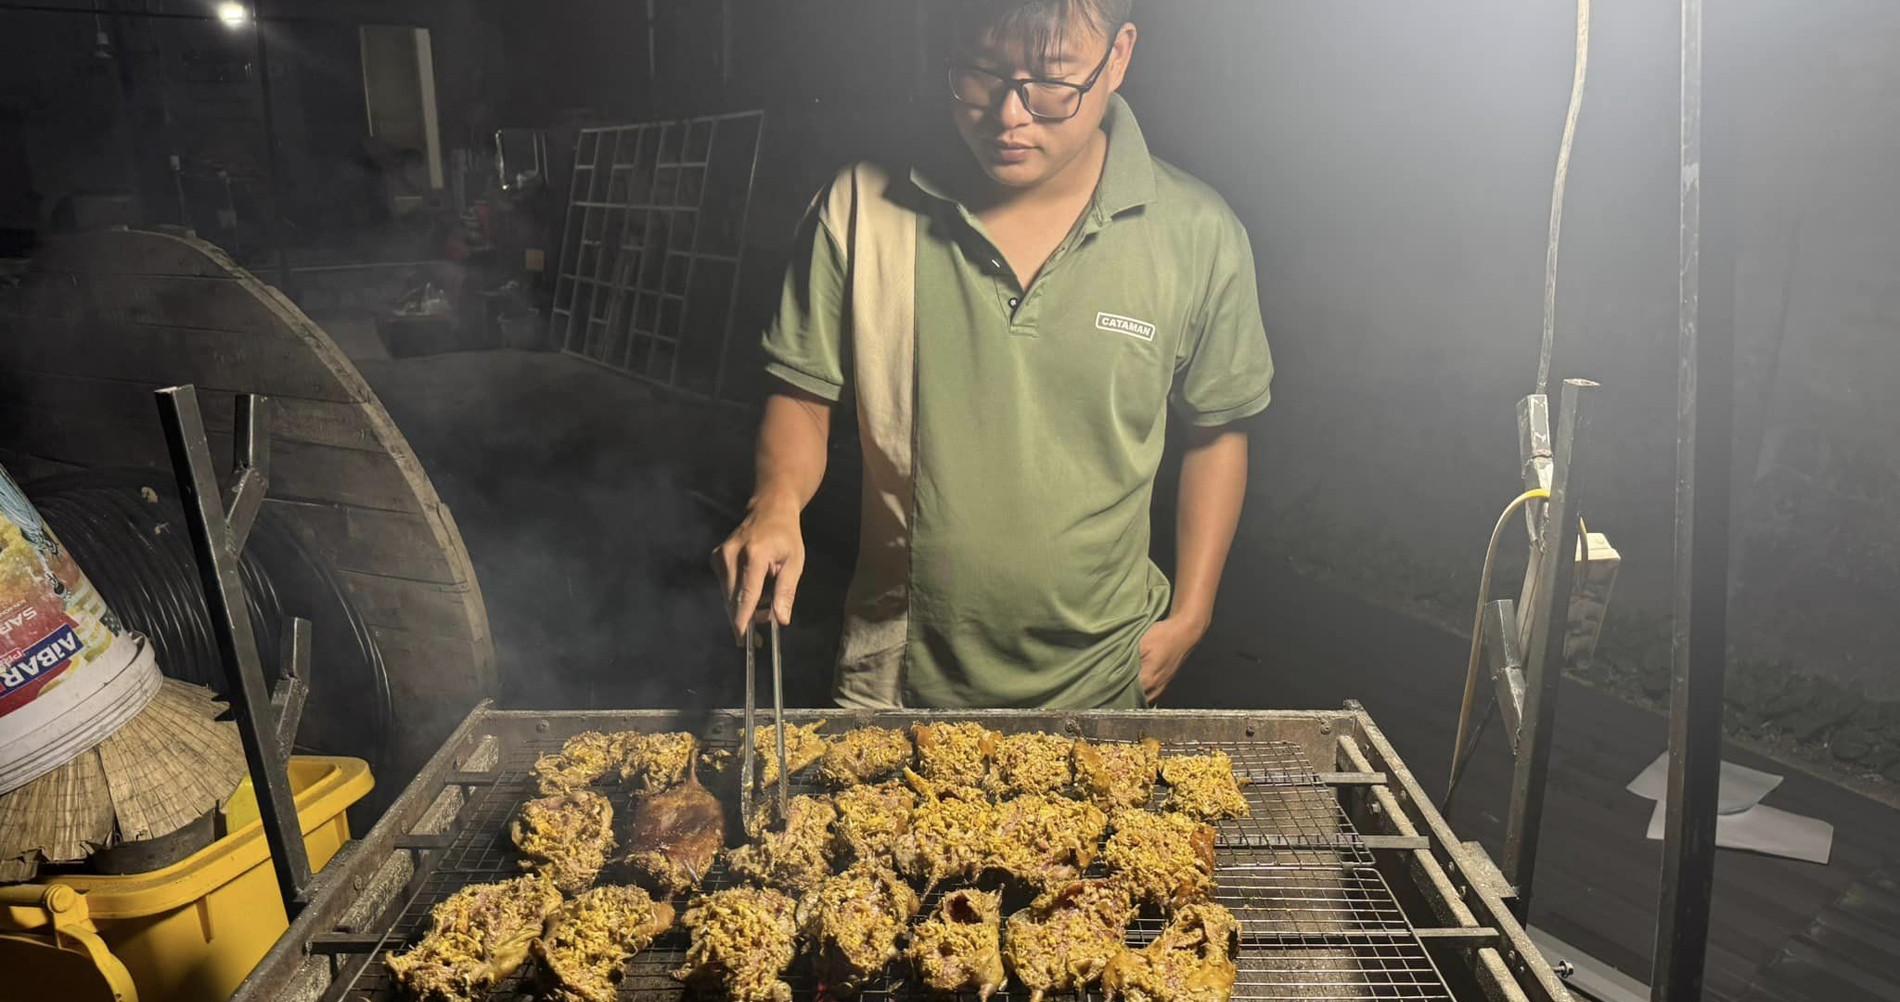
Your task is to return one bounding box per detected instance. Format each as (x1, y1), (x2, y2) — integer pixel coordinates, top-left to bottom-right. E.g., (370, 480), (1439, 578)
(1446, 488), (1549, 800)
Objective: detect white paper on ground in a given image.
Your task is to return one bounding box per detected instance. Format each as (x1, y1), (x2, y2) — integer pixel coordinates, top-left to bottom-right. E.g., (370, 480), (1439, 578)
(1626, 750), (1783, 814)
(1644, 798), (1834, 865)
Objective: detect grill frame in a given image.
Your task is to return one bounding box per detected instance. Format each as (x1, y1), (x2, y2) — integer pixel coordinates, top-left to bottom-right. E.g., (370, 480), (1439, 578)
(233, 706), (1573, 1002)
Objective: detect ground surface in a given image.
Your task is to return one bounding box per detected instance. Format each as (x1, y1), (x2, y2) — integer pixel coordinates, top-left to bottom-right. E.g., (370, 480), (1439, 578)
(351, 344), (1897, 1002)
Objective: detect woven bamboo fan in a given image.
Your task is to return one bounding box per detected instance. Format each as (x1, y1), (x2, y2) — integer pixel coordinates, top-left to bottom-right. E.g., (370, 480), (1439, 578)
(1, 464), (249, 882)
(0, 676), (246, 882)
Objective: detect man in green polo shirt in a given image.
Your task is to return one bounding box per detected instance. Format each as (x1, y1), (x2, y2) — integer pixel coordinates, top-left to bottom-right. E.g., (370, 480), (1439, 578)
(714, 0), (1272, 709)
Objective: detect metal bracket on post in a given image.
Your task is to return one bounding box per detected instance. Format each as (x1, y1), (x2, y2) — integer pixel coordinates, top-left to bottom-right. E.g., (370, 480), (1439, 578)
(1503, 378), (1596, 918)
(1483, 599), (1527, 751)
(155, 385), (312, 914)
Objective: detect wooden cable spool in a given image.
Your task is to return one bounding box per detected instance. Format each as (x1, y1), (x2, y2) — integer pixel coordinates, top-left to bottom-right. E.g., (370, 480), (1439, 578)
(0, 226), (495, 782)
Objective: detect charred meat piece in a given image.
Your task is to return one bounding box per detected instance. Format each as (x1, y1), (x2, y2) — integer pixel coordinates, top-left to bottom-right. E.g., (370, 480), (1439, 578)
(989, 793), (1108, 891)
(908, 888), (1007, 1001)
(533, 885), (676, 1002)
(799, 862), (923, 995)
(892, 770), (998, 888)
(620, 771), (725, 897)
(727, 794), (838, 893)
(673, 886), (801, 1002)
(1004, 879), (1138, 1002)
(1100, 810), (1216, 908)
(1159, 751), (1249, 821)
(533, 731), (622, 795)
(819, 726), (913, 786)
(1073, 738), (1163, 811)
(989, 732), (1075, 797)
(1101, 902), (1240, 1002)
(384, 874), (562, 1002)
(749, 720), (829, 784)
(510, 790), (616, 894)
(912, 722), (999, 787)
(620, 731), (699, 794)
(831, 779), (917, 864)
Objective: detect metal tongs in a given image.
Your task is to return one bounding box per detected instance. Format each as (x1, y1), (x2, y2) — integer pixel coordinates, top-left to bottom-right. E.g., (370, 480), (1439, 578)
(740, 619), (790, 833)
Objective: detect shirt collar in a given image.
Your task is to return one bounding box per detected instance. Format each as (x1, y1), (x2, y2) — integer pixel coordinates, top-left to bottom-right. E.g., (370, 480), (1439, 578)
(909, 94), (1158, 222)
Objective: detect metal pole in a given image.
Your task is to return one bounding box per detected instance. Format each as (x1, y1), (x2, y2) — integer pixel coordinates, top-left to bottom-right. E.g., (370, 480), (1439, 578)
(1652, 0), (1730, 995)
(155, 387), (312, 911)
(1502, 378), (1594, 917)
(251, 1), (292, 296)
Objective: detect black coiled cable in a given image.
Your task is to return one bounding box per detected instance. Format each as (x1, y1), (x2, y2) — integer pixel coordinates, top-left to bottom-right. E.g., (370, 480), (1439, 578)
(25, 470), (393, 771)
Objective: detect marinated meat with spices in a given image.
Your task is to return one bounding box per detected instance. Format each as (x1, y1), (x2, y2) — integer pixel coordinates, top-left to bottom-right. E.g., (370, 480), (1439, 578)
(673, 886), (800, 1002)
(1004, 879), (1137, 1002)
(908, 888), (1007, 1001)
(1101, 902), (1240, 1002)
(911, 721), (999, 787)
(1159, 751), (1249, 821)
(819, 726), (913, 786)
(727, 794), (837, 893)
(799, 862), (922, 995)
(384, 875), (562, 1002)
(510, 790), (615, 894)
(533, 885), (675, 1002)
(990, 732), (1075, 797)
(621, 770), (724, 897)
(1073, 738), (1163, 811)
(1100, 810), (1216, 908)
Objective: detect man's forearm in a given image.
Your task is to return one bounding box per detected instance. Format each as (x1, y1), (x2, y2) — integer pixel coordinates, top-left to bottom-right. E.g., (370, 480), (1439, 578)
(751, 389), (833, 516)
(1170, 425), (1250, 625)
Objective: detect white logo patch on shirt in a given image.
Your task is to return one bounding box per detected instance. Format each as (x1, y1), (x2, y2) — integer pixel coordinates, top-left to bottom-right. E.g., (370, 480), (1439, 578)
(1095, 312), (1157, 342)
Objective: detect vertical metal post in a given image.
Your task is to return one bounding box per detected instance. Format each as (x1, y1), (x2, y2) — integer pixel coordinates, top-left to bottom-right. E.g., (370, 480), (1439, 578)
(1503, 377), (1595, 917)
(156, 386), (312, 912)
(250, 3), (292, 297)
(1652, 0), (1729, 995)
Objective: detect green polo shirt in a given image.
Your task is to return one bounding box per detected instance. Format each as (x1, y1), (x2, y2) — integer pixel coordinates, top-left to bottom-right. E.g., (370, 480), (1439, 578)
(764, 96), (1273, 708)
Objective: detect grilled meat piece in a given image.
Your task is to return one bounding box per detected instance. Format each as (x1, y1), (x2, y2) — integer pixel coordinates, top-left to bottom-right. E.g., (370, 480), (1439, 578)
(673, 886), (801, 1002)
(912, 722), (999, 787)
(727, 794), (838, 893)
(989, 732), (1075, 797)
(989, 793), (1108, 891)
(831, 779), (917, 863)
(384, 874), (562, 1002)
(819, 726), (913, 786)
(1159, 751), (1249, 821)
(892, 770), (998, 888)
(510, 790), (616, 894)
(1004, 879), (1138, 1002)
(799, 862), (923, 995)
(621, 770), (725, 897)
(533, 731), (622, 795)
(1100, 810), (1216, 908)
(908, 888), (1007, 1001)
(1073, 738), (1163, 811)
(620, 731), (699, 794)
(533, 885), (676, 1002)
(748, 720), (829, 785)
(1102, 902), (1240, 1002)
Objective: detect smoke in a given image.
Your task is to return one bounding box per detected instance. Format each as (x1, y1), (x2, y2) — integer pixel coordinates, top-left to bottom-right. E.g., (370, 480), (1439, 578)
(358, 347), (845, 716)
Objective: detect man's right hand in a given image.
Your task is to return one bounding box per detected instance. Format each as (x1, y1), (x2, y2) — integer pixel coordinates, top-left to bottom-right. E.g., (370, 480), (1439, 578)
(712, 495), (805, 644)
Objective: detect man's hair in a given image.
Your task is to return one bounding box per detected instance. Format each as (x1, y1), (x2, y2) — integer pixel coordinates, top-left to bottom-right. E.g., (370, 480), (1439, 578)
(936, 0), (1133, 75)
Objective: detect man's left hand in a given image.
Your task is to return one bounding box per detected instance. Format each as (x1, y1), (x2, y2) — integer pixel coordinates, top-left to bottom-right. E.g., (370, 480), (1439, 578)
(1139, 615), (1209, 705)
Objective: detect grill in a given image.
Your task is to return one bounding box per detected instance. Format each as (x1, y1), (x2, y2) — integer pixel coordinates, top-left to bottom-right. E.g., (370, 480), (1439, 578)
(236, 708), (1574, 1002)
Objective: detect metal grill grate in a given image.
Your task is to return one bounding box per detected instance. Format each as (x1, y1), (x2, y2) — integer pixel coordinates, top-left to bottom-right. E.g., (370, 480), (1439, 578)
(324, 733), (1450, 1002)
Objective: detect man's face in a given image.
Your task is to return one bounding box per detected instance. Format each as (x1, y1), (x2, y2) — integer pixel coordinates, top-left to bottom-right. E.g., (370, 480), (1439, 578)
(948, 17), (1136, 190)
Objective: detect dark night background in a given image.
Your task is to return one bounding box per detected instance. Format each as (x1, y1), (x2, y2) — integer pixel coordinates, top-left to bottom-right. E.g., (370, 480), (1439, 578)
(3, 2), (1900, 995)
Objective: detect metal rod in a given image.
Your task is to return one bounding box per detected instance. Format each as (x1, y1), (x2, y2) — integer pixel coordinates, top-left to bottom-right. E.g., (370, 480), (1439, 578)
(250, 2), (292, 297)
(154, 386), (311, 911)
(711, 113), (765, 402)
(770, 619), (788, 822)
(1652, 0), (1729, 994)
(741, 623), (756, 830)
(1502, 377), (1595, 917)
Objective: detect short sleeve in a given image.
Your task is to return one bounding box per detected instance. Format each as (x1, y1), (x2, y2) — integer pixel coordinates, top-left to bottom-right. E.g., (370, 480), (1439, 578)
(1171, 211), (1274, 426)
(761, 188), (850, 401)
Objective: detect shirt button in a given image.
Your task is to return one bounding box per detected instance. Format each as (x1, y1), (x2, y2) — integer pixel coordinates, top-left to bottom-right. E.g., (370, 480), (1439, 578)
(1008, 297), (1020, 309)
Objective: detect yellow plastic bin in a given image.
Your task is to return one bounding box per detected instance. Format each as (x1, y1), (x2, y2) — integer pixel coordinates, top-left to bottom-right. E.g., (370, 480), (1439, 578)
(0, 755), (372, 1002)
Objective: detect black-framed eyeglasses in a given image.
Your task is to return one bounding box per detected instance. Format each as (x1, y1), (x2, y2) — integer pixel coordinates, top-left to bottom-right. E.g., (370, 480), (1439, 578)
(947, 36), (1118, 121)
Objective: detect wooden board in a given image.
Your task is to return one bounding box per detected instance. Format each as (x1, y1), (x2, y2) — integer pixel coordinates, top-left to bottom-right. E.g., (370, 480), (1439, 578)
(0, 227), (495, 777)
